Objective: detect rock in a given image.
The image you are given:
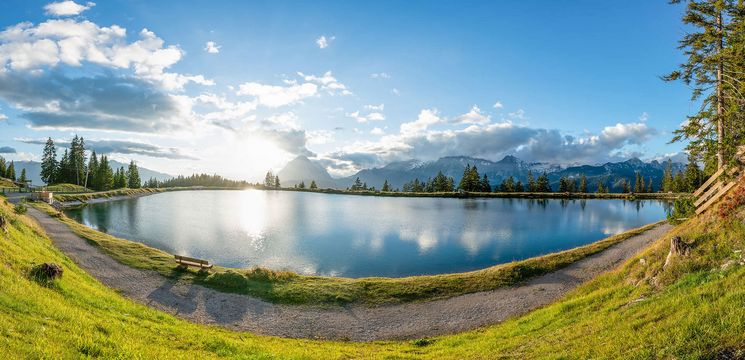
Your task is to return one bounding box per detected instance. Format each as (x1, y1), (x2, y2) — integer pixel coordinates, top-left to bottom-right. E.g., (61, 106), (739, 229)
(720, 260), (737, 271)
(639, 258), (646, 266)
(663, 236), (692, 269)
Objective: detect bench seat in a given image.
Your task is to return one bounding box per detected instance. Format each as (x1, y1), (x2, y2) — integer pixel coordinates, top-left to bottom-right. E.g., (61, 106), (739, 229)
(174, 255), (213, 269)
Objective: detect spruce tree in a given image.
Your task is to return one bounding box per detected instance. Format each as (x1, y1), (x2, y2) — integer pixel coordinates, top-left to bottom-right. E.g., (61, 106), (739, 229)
(19, 168), (27, 185)
(127, 161), (141, 189)
(274, 175), (280, 188)
(526, 171), (536, 192)
(665, 0), (743, 170)
(7, 161), (15, 181)
(40, 137), (58, 185)
(579, 174), (588, 193)
(0, 156), (6, 178)
(381, 179), (390, 192)
(536, 172), (551, 192)
(87, 152), (98, 189)
(515, 181), (524, 192)
(310, 180), (318, 190)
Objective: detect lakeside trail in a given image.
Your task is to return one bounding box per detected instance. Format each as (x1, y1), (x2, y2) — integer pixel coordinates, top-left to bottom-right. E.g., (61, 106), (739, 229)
(26, 206), (672, 341)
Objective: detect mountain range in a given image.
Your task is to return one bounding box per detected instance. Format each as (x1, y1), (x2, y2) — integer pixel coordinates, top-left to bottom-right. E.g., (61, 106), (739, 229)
(7, 160), (172, 186)
(277, 155), (686, 193)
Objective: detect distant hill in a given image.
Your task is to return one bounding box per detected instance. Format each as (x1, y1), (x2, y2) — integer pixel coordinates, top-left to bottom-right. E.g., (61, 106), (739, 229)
(9, 160), (172, 187)
(277, 155), (685, 192)
(276, 156), (337, 188)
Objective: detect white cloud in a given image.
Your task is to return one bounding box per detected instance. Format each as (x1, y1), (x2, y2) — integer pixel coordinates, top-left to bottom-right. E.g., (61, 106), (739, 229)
(493, 101), (503, 109)
(323, 107), (660, 172)
(315, 35), (334, 49)
(451, 105), (490, 125)
(638, 112), (649, 122)
(204, 41), (220, 54)
(0, 19), (213, 90)
(370, 72), (391, 79)
(370, 127), (385, 136)
(44, 1), (95, 16)
(508, 109), (526, 120)
(347, 109), (385, 123)
(400, 108), (443, 135)
(236, 81), (318, 108)
(364, 104), (384, 111)
(297, 71), (351, 96)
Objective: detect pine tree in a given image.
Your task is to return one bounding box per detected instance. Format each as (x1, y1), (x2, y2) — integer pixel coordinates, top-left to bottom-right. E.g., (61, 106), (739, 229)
(665, 0), (743, 170)
(352, 177), (363, 191)
(515, 181), (524, 192)
(19, 168), (27, 185)
(96, 156), (114, 191)
(40, 137), (58, 185)
(381, 179), (390, 192)
(458, 164), (472, 191)
(0, 156), (6, 178)
(633, 172), (643, 193)
(274, 175), (280, 188)
(264, 171), (275, 187)
(622, 179), (632, 193)
(310, 180), (318, 190)
(480, 174), (490, 192)
(500, 176), (516, 192)
(647, 177), (655, 193)
(579, 174), (588, 193)
(7, 161), (15, 181)
(526, 171), (536, 192)
(662, 159), (675, 192)
(298, 181), (305, 189)
(684, 154), (703, 192)
(596, 181), (607, 194)
(86, 151), (98, 189)
(536, 172), (551, 192)
(127, 161), (141, 189)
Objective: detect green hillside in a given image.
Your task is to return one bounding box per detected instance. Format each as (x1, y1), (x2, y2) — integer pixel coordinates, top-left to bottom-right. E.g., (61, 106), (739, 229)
(0, 191), (743, 358)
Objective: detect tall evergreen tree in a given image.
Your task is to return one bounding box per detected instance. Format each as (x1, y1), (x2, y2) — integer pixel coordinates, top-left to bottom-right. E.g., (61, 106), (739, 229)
(7, 161), (15, 181)
(526, 171), (536, 192)
(40, 137), (58, 185)
(579, 174), (588, 193)
(0, 157), (6, 178)
(665, 0), (742, 170)
(662, 159), (675, 192)
(86, 151), (98, 189)
(274, 175), (280, 188)
(264, 170), (275, 187)
(310, 180), (318, 190)
(19, 168), (27, 185)
(127, 161), (141, 189)
(535, 172), (551, 192)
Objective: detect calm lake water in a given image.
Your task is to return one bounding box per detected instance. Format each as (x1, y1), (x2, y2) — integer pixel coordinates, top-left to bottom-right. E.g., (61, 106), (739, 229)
(64, 190), (670, 278)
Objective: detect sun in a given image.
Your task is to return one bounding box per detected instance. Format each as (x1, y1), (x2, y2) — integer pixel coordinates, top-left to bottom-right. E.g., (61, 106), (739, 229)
(227, 136), (291, 179)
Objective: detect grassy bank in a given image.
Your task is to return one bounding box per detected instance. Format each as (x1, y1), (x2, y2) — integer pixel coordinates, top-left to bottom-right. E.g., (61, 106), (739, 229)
(3, 187), (744, 358)
(35, 199), (663, 306)
(52, 186), (253, 203)
(44, 183), (91, 193)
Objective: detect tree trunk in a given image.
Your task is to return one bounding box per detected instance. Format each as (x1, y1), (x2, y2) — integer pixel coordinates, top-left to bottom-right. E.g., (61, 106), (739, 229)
(717, 10), (724, 170)
(664, 236), (691, 269)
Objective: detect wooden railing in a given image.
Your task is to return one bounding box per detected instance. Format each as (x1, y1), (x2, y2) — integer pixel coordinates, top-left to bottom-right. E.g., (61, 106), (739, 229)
(693, 146), (745, 215)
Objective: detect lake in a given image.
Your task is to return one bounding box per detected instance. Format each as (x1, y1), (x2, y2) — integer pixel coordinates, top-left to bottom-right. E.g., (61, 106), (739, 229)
(64, 190), (670, 278)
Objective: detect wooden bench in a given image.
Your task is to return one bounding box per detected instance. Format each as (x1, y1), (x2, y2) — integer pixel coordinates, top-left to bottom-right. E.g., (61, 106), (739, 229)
(174, 255), (213, 270)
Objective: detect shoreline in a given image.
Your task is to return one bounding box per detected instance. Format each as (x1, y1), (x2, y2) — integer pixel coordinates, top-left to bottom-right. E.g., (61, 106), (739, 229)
(26, 203), (674, 340)
(35, 198), (667, 307)
(52, 185), (685, 208)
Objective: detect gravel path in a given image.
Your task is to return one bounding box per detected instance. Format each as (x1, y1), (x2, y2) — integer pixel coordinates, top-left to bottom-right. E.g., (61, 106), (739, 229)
(26, 207), (672, 341)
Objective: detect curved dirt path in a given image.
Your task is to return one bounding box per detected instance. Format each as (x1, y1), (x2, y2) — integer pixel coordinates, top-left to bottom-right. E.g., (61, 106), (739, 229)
(26, 207), (671, 341)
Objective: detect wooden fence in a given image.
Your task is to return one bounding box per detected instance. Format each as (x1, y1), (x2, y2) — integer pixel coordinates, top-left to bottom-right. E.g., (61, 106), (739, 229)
(693, 146), (745, 215)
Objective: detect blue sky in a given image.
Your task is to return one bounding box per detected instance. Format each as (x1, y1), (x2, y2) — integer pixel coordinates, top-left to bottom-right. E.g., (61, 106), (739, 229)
(0, 0), (692, 180)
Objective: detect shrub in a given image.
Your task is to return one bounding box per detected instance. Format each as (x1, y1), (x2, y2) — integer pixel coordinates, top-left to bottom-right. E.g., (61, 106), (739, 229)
(719, 184), (745, 219)
(667, 197), (695, 224)
(13, 203), (27, 215)
(29, 262), (64, 286)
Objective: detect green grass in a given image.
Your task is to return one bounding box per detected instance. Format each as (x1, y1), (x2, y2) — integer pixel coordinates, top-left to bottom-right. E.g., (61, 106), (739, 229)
(2, 189), (744, 358)
(44, 183), (91, 193)
(33, 201), (664, 306)
(0, 177), (17, 188)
